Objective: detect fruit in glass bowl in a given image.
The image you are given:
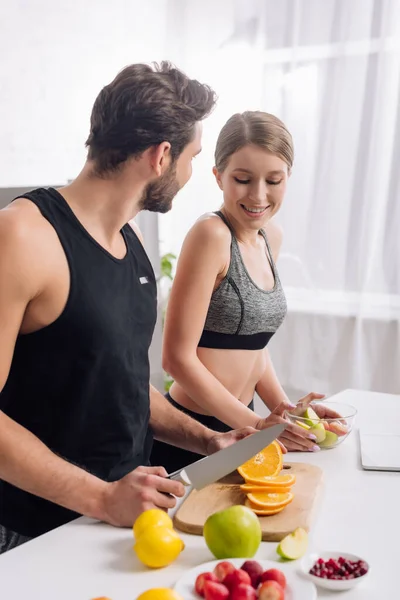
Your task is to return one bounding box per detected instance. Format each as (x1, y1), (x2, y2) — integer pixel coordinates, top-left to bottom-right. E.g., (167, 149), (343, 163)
(287, 402), (357, 449)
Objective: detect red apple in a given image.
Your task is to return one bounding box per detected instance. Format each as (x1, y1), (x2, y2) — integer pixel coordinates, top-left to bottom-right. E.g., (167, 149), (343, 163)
(204, 580), (230, 600)
(195, 572), (219, 596)
(213, 561), (236, 581)
(230, 583), (257, 599)
(258, 580), (285, 600)
(260, 568), (286, 590)
(223, 569), (251, 591)
(240, 560), (264, 588)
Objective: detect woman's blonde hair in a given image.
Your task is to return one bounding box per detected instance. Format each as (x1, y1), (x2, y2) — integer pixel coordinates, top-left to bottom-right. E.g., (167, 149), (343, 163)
(214, 111), (294, 172)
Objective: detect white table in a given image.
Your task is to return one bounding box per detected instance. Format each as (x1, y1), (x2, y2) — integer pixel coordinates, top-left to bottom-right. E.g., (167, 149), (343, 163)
(0, 389), (399, 599)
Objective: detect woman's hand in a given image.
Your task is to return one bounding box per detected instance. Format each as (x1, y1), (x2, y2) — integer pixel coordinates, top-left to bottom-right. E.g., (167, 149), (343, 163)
(255, 401), (321, 453)
(288, 392), (326, 416)
(288, 392), (343, 421)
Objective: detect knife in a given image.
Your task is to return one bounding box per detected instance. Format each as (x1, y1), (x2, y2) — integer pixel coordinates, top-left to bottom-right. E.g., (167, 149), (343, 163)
(167, 423), (286, 489)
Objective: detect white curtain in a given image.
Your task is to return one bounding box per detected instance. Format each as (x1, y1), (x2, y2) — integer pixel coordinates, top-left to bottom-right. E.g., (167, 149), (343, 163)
(160, 0), (400, 396)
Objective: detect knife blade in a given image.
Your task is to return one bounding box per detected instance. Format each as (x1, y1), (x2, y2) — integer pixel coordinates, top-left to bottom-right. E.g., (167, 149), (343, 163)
(167, 423), (286, 489)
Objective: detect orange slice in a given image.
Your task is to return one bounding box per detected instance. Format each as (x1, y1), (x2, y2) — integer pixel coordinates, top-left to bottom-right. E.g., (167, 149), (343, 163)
(239, 473), (296, 491)
(237, 441), (283, 481)
(240, 484), (292, 494)
(244, 498), (287, 516)
(247, 491), (294, 510)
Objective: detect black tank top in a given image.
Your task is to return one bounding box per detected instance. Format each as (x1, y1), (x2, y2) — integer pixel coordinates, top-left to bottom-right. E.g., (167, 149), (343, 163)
(0, 187), (157, 537)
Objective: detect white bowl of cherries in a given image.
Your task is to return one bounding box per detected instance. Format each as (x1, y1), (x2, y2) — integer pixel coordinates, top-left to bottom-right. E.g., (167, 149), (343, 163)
(301, 551), (370, 591)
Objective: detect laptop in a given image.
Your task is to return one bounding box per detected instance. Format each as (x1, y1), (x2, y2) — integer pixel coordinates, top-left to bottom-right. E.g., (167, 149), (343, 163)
(359, 431), (400, 472)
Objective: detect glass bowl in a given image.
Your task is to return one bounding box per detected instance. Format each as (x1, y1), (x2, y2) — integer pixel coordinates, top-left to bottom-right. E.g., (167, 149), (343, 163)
(287, 401), (357, 449)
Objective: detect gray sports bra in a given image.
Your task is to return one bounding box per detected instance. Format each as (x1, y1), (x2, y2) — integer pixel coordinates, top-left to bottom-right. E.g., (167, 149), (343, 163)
(198, 211), (287, 350)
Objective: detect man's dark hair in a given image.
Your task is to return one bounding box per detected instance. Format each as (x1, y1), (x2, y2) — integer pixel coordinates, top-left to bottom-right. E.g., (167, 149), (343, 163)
(86, 61), (217, 176)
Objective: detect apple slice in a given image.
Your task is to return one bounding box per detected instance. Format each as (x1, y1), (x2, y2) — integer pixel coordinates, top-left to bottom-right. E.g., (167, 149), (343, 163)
(295, 420), (311, 430)
(318, 430), (338, 448)
(276, 527), (308, 560)
(303, 406), (320, 427)
(309, 422), (326, 443)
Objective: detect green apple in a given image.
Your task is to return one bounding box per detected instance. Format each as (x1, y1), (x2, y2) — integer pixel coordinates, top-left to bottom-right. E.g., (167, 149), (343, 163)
(303, 406), (320, 427)
(296, 420), (311, 430)
(319, 430), (338, 448)
(309, 422), (326, 443)
(203, 505), (262, 559)
(277, 527), (308, 560)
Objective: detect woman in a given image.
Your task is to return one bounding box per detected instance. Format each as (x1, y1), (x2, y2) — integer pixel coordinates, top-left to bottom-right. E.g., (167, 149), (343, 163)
(151, 111), (333, 473)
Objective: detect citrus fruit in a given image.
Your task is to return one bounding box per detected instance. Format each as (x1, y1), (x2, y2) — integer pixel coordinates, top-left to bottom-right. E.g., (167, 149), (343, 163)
(246, 491), (294, 510)
(203, 505), (262, 559)
(136, 590), (184, 600)
(134, 524), (184, 568)
(237, 441), (283, 482)
(240, 484), (292, 494)
(276, 527), (308, 559)
(244, 498), (286, 516)
(239, 473), (295, 493)
(133, 509), (173, 539)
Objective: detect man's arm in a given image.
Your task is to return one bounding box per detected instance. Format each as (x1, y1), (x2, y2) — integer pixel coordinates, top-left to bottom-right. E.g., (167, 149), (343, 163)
(0, 207), (185, 527)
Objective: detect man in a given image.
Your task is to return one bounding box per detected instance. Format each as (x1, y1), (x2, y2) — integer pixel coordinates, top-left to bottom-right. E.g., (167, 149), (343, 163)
(0, 62), (287, 554)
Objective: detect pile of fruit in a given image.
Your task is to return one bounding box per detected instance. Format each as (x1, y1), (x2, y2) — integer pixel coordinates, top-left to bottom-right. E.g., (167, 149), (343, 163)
(237, 442), (295, 516)
(309, 556), (369, 580)
(294, 406), (348, 449)
(195, 560), (287, 599)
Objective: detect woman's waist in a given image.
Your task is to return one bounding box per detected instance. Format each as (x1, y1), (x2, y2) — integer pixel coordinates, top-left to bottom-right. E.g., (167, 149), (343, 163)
(169, 347), (266, 415)
(197, 346), (267, 385)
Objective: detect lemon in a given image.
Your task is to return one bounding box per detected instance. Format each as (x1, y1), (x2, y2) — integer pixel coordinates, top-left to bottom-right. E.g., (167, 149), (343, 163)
(136, 590), (183, 600)
(134, 524), (185, 568)
(133, 509), (173, 539)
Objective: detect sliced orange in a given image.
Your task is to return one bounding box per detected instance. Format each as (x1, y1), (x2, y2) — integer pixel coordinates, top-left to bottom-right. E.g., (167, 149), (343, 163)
(240, 484), (292, 494)
(238, 441), (283, 481)
(247, 491), (294, 510)
(244, 498), (287, 516)
(239, 473), (296, 492)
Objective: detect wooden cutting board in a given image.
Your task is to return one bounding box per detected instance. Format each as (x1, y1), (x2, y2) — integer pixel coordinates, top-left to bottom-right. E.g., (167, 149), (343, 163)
(173, 463), (323, 542)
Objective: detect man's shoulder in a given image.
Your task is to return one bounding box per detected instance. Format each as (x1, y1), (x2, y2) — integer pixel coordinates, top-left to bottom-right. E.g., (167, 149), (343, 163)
(0, 199), (45, 246)
(0, 199), (60, 272)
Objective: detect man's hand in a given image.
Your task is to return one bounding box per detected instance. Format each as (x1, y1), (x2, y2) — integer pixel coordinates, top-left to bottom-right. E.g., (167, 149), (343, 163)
(100, 466), (185, 527)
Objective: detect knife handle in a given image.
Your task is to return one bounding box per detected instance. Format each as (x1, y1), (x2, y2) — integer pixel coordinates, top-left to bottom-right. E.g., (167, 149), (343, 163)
(167, 468), (191, 486)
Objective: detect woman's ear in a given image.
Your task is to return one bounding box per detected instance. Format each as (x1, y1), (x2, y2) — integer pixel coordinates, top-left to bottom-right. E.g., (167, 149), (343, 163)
(213, 166), (224, 190)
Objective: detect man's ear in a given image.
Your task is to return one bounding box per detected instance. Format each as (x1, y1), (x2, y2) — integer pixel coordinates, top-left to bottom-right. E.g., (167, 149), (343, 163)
(150, 142), (172, 176)
(213, 166), (223, 190)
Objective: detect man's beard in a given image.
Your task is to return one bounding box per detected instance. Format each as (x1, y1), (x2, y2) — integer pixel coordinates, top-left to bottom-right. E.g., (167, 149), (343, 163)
(139, 163), (180, 214)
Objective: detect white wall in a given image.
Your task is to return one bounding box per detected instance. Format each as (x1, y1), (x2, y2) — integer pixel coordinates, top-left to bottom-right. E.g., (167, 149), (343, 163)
(0, 0), (169, 187)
